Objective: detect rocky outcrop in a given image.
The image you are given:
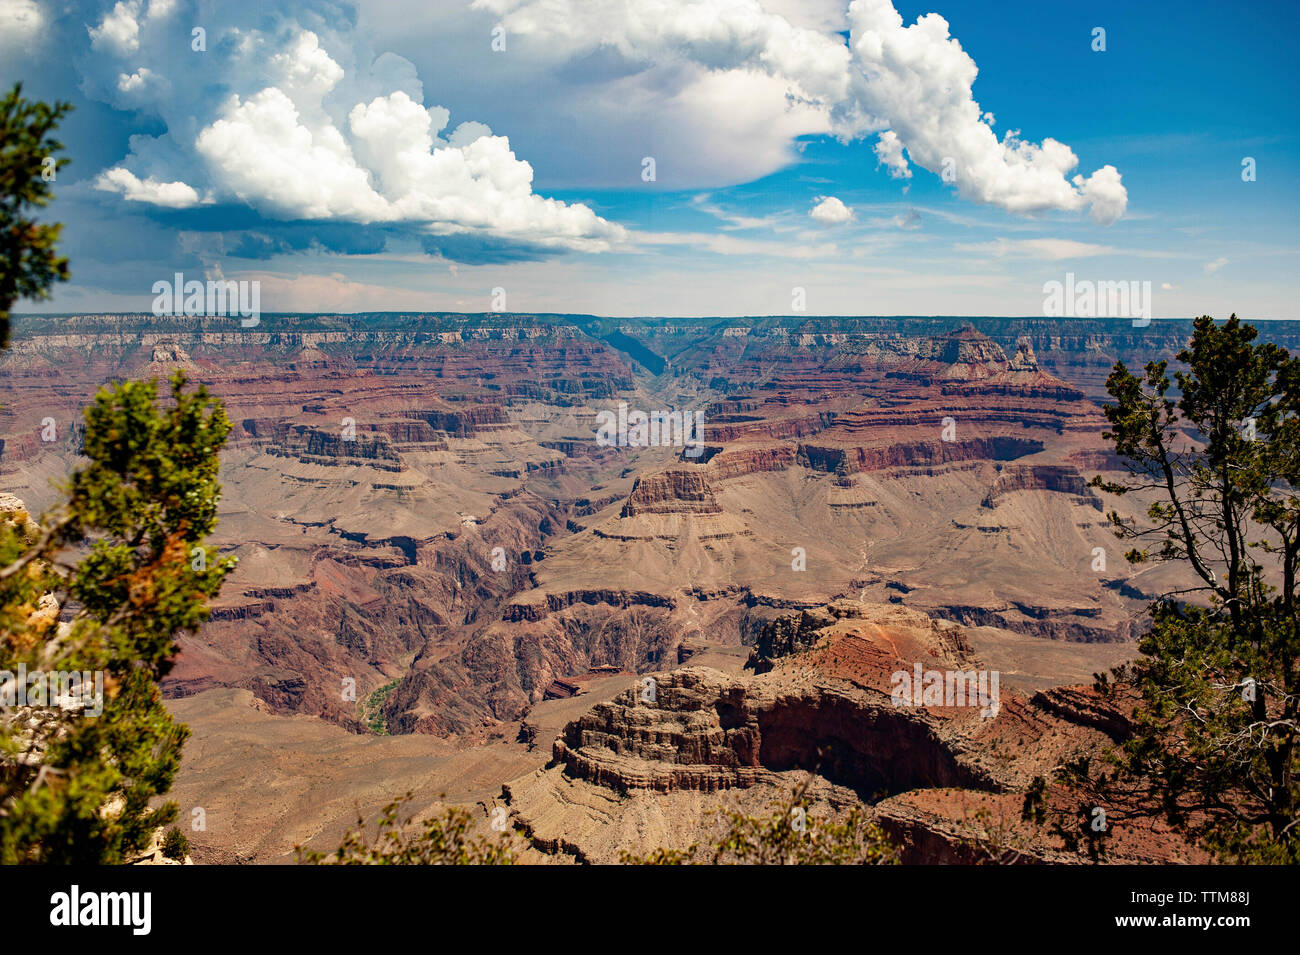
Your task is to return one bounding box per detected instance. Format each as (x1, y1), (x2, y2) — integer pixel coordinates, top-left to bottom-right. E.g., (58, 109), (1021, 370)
(981, 464), (1101, 509)
(700, 445), (797, 479)
(142, 340), (199, 376)
(703, 410), (835, 444)
(508, 598), (1198, 864)
(937, 601), (1134, 643)
(1030, 685), (1132, 740)
(504, 589), (675, 622)
(799, 436), (1043, 474)
(552, 666), (993, 797)
(619, 469), (722, 517)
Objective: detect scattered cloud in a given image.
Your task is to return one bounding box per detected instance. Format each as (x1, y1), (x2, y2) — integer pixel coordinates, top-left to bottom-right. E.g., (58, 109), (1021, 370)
(88, 0), (142, 55)
(0, 0), (43, 51)
(690, 194), (780, 231)
(810, 195), (853, 225)
(840, 1), (1127, 223)
(638, 229), (837, 259)
(957, 238), (1117, 260)
(471, 0), (845, 186)
(479, 0), (1126, 221)
(892, 209), (923, 230)
(873, 130), (911, 179)
(94, 168), (205, 208)
(1205, 257), (1229, 273)
(84, 7), (624, 255)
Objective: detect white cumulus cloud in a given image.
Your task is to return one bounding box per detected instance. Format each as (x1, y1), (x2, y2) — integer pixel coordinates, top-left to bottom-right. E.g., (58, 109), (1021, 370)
(841, 0), (1126, 223)
(478, 0), (1126, 222)
(810, 195), (853, 225)
(94, 167), (203, 208)
(194, 88), (387, 222)
(82, 0), (1128, 257)
(873, 129), (911, 179)
(0, 0), (43, 51)
(476, 0), (851, 104)
(116, 67), (158, 94)
(473, 0), (848, 185)
(88, 0), (142, 55)
(87, 17), (624, 252)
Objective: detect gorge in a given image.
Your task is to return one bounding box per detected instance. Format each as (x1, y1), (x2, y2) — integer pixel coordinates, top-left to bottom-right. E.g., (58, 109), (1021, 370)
(5, 312), (1294, 862)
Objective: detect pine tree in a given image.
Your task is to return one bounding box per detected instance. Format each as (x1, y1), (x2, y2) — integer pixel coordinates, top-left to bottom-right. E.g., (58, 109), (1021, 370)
(0, 83), (72, 348)
(0, 372), (236, 863)
(1043, 316), (1299, 862)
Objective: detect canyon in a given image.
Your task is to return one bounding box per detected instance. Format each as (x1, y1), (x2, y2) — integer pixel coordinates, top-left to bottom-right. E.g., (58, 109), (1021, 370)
(5, 312), (1296, 862)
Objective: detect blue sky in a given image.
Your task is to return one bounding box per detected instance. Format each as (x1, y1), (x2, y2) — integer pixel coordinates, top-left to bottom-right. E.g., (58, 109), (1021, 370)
(2, 0), (1297, 318)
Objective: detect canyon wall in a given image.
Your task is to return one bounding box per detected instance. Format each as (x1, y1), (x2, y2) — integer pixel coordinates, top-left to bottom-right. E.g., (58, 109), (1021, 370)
(0, 313), (1246, 740)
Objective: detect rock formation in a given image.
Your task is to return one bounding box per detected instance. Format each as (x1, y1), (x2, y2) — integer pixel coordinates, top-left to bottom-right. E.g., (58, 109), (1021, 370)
(505, 599), (1204, 864)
